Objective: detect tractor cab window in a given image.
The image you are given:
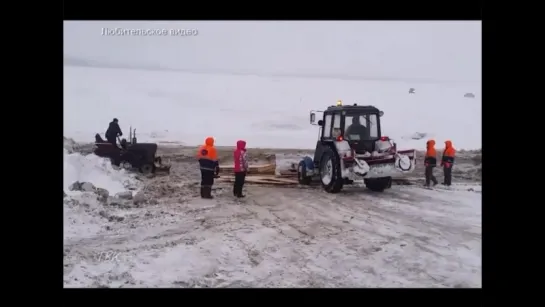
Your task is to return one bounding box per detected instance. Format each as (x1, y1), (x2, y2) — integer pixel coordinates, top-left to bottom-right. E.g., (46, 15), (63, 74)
(323, 114), (332, 138)
(332, 114), (342, 138)
(344, 114), (379, 141)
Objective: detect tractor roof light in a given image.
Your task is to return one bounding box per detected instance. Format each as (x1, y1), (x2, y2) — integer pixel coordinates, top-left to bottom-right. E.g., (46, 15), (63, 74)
(336, 99), (343, 106)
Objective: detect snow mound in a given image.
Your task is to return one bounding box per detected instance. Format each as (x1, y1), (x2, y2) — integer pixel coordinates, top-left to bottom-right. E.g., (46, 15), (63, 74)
(63, 148), (139, 196)
(64, 137), (78, 153)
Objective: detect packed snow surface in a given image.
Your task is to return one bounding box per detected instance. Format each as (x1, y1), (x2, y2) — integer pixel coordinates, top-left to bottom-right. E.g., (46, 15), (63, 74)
(63, 63), (481, 287)
(63, 148), (138, 195)
(63, 65), (481, 150)
(63, 142), (481, 288)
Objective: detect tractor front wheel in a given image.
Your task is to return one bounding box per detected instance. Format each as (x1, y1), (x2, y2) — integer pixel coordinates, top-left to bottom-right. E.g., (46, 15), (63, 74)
(297, 161), (312, 185)
(319, 148), (343, 193)
(140, 163), (155, 175)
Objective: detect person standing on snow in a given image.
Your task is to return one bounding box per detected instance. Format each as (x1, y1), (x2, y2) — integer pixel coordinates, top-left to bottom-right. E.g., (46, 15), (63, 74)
(196, 137), (219, 199)
(105, 118), (123, 146)
(233, 140), (249, 198)
(441, 140), (456, 186)
(424, 139), (439, 187)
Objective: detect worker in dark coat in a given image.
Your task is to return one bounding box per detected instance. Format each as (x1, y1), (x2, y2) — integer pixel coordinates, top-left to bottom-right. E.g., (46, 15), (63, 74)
(345, 116), (369, 140)
(233, 140), (249, 198)
(424, 139), (439, 187)
(441, 140), (456, 186)
(196, 137), (219, 199)
(105, 118), (123, 146)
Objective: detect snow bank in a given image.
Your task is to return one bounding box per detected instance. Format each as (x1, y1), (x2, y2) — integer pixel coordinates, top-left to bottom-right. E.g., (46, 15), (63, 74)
(63, 148), (138, 195)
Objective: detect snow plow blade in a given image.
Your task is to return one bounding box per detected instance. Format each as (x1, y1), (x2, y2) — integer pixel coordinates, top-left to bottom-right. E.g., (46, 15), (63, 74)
(154, 164), (171, 175)
(152, 157), (171, 175)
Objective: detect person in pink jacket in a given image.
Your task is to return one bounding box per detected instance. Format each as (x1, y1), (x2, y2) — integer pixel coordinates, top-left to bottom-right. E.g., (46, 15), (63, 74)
(233, 140), (249, 198)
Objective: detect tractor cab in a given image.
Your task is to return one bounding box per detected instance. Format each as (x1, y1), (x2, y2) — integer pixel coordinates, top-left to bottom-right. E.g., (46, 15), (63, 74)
(310, 100), (387, 154)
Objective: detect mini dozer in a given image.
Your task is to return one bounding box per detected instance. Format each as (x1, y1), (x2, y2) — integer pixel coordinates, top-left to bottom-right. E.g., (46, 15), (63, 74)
(93, 127), (171, 175)
(298, 100), (416, 193)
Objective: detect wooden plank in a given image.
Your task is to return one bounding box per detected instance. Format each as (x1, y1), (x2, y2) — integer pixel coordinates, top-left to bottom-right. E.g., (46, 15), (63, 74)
(219, 164), (276, 175)
(218, 175), (297, 186)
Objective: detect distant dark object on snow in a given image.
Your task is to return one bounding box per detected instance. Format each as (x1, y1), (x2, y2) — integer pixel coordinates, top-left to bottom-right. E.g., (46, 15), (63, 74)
(409, 88), (415, 94)
(401, 132), (428, 141)
(464, 93), (475, 98)
(411, 132), (427, 140)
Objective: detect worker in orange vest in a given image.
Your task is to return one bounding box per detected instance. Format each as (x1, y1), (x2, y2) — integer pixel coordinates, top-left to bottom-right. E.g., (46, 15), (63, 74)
(196, 137), (219, 199)
(424, 139), (439, 187)
(441, 140), (456, 186)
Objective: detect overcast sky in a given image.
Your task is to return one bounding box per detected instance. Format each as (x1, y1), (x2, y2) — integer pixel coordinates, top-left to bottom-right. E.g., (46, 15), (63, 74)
(63, 21), (481, 82)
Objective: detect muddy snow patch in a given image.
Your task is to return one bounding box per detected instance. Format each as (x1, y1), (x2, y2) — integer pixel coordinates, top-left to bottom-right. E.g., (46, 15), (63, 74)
(63, 148), (140, 196)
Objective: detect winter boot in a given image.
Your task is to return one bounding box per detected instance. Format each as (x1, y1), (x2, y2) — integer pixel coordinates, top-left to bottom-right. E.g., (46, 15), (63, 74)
(200, 187), (205, 198)
(203, 187), (214, 199)
(236, 192), (246, 198)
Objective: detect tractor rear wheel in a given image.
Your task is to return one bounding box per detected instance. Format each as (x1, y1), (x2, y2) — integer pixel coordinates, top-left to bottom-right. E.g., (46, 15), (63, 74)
(319, 148), (343, 193)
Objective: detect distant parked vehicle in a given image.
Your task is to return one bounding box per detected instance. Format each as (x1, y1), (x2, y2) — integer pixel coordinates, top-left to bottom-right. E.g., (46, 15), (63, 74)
(409, 88), (415, 94)
(464, 93), (475, 98)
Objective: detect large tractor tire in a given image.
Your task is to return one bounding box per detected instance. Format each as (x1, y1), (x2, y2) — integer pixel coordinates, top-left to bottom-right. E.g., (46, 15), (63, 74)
(364, 177), (392, 192)
(297, 161), (312, 185)
(319, 148), (343, 193)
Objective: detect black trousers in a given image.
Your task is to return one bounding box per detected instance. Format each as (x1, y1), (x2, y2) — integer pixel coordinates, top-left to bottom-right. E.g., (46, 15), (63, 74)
(443, 166), (452, 186)
(106, 136), (117, 146)
(425, 165), (438, 186)
(233, 172), (246, 196)
(200, 169), (215, 187)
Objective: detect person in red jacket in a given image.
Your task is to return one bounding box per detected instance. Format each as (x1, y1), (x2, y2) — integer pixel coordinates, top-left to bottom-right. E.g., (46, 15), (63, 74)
(233, 140), (249, 198)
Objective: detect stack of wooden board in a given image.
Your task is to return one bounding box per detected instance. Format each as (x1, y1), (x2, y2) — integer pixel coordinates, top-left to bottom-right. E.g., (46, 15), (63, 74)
(218, 163), (276, 175)
(218, 163), (298, 186)
(218, 175), (297, 186)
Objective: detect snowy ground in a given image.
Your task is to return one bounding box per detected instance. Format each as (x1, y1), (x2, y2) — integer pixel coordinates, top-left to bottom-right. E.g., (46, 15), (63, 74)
(63, 65), (481, 150)
(63, 64), (481, 287)
(63, 142), (481, 288)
